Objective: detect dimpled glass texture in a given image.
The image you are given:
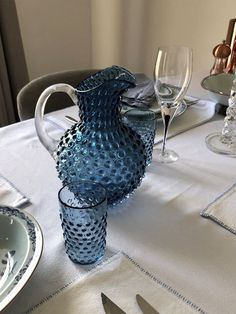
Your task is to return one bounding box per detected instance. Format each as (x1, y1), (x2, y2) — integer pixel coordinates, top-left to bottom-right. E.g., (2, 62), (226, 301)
(56, 66), (147, 207)
(58, 181), (107, 264)
(123, 109), (157, 166)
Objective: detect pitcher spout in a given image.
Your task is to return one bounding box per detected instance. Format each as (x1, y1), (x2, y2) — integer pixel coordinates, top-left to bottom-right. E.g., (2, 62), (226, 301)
(76, 65), (136, 94)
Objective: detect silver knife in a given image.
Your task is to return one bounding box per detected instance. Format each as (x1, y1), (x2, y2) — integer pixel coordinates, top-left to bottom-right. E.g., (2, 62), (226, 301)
(136, 294), (160, 314)
(101, 293), (127, 314)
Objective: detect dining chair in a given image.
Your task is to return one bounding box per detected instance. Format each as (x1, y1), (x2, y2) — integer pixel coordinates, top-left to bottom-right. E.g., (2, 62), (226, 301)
(17, 69), (99, 120)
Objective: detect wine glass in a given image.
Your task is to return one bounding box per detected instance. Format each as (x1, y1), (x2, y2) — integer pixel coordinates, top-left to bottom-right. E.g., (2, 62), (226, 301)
(154, 46), (192, 163)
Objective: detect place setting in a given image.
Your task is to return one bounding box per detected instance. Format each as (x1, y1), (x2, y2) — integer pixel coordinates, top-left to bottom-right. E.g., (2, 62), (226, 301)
(29, 252), (203, 314)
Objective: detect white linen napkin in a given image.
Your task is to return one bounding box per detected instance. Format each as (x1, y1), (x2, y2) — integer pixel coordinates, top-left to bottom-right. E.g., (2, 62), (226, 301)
(201, 182), (236, 235)
(29, 252), (205, 314)
(0, 175), (30, 208)
(121, 73), (155, 108)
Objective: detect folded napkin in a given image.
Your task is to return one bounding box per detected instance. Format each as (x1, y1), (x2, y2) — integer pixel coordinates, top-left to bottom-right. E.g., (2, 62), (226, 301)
(154, 99), (215, 145)
(201, 182), (236, 235)
(0, 175), (30, 208)
(121, 73), (156, 108)
(29, 252), (204, 314)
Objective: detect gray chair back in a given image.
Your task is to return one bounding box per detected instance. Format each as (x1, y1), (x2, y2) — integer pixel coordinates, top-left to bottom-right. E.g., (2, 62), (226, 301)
(17, 69), (98, 120)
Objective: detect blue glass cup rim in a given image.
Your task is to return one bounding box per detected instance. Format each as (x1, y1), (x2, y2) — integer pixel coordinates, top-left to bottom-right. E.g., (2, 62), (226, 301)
(58, 180), (107, 210)
(123, 108), (157, 122)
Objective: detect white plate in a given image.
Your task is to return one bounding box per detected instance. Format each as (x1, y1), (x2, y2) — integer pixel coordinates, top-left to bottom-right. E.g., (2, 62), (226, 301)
(0, 206), (43, 311)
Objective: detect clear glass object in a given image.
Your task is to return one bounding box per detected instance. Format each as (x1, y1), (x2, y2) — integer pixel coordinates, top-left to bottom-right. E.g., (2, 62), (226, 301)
(58, 180), (107, 264)
(122, 109), (157, 166)
(153, 46), (193, 163)
(205, 78), (236, 156)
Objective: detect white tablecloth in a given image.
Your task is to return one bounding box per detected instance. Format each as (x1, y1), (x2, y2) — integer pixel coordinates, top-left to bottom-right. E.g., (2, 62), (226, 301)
(1, 104), (236, 314)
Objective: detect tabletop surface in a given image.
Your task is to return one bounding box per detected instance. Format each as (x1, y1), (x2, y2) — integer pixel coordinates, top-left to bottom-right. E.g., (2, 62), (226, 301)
(1, 104), (236, 314)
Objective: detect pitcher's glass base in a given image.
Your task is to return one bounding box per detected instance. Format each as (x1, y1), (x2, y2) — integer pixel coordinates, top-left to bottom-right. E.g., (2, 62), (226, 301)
(205, 132), (236, 156)
(155, 149), (179, 163)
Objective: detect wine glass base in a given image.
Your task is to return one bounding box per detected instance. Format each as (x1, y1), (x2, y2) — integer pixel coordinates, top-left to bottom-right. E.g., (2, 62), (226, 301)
(205, 132), (236, 156)
(155, 149), (179, 163)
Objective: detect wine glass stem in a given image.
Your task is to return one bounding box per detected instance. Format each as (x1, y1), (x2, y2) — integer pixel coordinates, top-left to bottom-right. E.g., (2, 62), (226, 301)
(162, 115), (170, 155)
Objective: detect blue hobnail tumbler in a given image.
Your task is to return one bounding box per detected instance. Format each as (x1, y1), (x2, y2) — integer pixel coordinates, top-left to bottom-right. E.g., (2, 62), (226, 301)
(123, 109), (157, 166)
(58, 180), (107, 264)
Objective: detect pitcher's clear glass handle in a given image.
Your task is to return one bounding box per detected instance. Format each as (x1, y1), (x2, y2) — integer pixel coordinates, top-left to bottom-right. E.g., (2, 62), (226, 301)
(34, 84), (77, 159)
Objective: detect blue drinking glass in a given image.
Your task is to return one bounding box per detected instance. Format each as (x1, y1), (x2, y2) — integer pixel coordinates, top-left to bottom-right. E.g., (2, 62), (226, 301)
(123, 109), (157, 166)
(58, 180), (107, 264)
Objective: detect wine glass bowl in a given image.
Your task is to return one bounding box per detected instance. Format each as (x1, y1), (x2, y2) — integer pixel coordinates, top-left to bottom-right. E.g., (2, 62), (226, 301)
(154, 45), (193, 163)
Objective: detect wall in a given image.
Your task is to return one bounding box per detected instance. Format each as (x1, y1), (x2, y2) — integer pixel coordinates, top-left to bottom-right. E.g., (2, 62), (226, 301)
(15, 0), (236, 97)
(15, 0), (92, 79)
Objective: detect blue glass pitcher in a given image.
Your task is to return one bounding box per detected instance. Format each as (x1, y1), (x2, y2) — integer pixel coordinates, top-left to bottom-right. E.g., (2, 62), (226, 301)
(35, 66), (147, 206)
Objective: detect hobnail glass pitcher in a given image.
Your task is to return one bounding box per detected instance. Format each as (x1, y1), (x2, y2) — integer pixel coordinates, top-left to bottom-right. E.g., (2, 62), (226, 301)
(35, 66), (147, 206)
